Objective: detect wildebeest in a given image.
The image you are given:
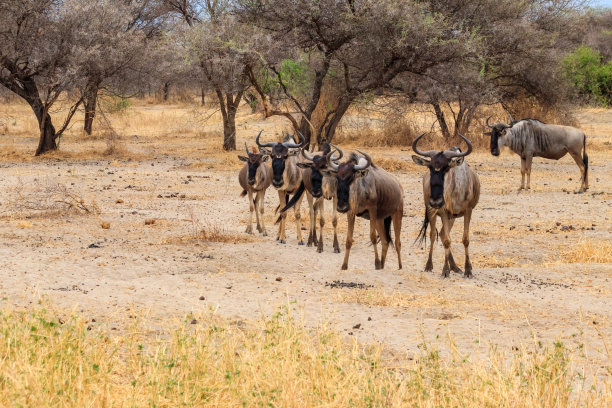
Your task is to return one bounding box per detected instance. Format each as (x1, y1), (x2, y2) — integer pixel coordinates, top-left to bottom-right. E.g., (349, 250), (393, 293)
(324, 148), (404, 270)
(238, 139), (272, 236)
(278, 143), (342, 253)
(256, 131), (305, 244)
(486, 115), (588, 192)
(412, 133), (480, 278)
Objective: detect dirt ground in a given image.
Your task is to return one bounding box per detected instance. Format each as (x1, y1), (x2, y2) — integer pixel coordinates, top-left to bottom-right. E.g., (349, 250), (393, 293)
(0, 101), (610, 373)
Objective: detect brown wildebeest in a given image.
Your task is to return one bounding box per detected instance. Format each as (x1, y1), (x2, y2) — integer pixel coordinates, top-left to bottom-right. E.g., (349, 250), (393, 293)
(238, 139), (272, 235)
(412, 133), (480, 278)
(324, 148), (404, 270)
(256, 131), (305, 244)
(278, 143), (342, 253)
(486, 114), (588, 192)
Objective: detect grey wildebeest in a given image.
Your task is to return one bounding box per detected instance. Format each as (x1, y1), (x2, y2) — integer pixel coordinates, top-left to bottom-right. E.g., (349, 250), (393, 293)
(486, 115), (588, 192)
(238, 140), (273, 236)
(412, 133), (480, 278)
(323, 148), (404, 270)
(256, 131), (306, 244)
(278, 143), (342, 253)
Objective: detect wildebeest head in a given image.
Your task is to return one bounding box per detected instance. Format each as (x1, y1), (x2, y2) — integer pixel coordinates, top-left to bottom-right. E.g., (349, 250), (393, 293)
(297, 143), (342, 198)
(485, 114), (514, 156)
(256, 131), (305, 188)
(238, 141), (268, 185)
(323, 146), (371, 213)
(412, 133), (473, 209)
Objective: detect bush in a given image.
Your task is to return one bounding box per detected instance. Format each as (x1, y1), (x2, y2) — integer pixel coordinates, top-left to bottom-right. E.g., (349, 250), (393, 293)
(563, 45), (612, 106)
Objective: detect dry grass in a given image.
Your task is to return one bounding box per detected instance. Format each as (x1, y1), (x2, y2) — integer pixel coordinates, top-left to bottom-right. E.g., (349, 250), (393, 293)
(164, 207), (254, 245)
(472, 252), (519, 268)
(559, 240), (612, 264)
(0, 303), (607, 407)
(331, 288), (451, 309)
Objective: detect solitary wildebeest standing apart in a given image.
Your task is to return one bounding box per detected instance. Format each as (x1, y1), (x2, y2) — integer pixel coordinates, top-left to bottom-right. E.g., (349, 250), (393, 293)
(412, 133), (480, 278)
(486, 115), (588, 192)
(238, 138), (273, 235)
(278, 143), (342, 253)
(324, 147), (404, 270)
(256, 131), (305, 244)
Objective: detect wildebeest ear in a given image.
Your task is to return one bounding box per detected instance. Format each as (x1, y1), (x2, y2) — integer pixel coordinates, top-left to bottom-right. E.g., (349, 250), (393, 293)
(260, 147), (271, 155)
(450, 157), (464, 167)
(261, 155), (269, 162)
(296, 162), (312, 169)
(320, 168), (336, 176)
(288, 149), (300, 156)
(238, 155), (249, 162)
(483, 131), (492, 136)
(411, 155), (430, 166)
(357, 169), (369, 178)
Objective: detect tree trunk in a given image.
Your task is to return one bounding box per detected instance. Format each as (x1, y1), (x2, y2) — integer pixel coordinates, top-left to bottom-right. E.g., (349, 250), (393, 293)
(322, 97), (352, 144)
(215, 89), (243, 151)
(163, 82), (169, 101)
(83, 82), (99, 135)
(201, 84), (205, 106)
(432, 102), (451, 140)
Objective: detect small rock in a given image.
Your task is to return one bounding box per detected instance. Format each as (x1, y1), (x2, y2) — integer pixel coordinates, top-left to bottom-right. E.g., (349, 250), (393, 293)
(88, 243), (101, 249)
(199, 296), (205, 300)
(115, 199), (124, 204)
(353, 323), (361, 329)
(368, 317), (372, 321)
(144, 219), (156, 225)
(101, 221), (110, 229)
(276, 277), (282, 282)
(190, 319), (197, 325)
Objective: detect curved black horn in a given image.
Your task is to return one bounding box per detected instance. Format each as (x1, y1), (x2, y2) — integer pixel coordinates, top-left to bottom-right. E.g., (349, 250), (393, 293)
(282, 130), (305, 149)
(301, 147), (315, 161)
(486, 116), (494, 128)
(326, 148), (339, 171)
(444, 134), (473, 159)
(329, 144), (343, 161)
(508, 112), (514, 124)
(256, 130), (276, 148)
(412, 133), (438, 158)
(354, 150), (372, 171)
(244, 142), (250, 156)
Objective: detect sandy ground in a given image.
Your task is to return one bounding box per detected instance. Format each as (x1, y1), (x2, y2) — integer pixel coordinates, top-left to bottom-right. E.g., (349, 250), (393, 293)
(0, 102), (610, 372)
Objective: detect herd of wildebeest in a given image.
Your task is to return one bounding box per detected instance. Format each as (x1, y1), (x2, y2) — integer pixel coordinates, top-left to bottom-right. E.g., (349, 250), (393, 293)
(238, 115), (589, 278)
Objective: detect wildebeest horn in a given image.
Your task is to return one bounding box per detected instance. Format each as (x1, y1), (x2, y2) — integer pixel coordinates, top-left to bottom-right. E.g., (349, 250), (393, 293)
(256, 130), (275, 148)
(326, 148), (339, 171)
(244, 142), (250, 156)
(354, 150), (372, 171)
(444, 134), (473, 158)
(282, 131), (305, 148)
(508, 112), (514, 123)
(486, 116), (494, 128)
(301, 147), (315, 161)
(330, 144), (343, 161)
(412, 133), (438, 158)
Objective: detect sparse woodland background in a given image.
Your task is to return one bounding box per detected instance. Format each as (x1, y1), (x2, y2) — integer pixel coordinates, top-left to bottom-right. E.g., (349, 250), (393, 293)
(0, 0), (611, 155)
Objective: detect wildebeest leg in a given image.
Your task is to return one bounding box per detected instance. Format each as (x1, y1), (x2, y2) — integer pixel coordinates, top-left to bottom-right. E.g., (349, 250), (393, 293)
(376, 217), (390, 270)
(341, 213), (356, 270)
(445, 218), (462, 273)
(294, 191), (305, 245)
(277, 190), (287, 243)
(440, 214), (453, 278)
(306, 192), (315, 246)
(425, 213), (437, 272)
(392, 209), (402, 269)
(332, 195), (340, 253)
(312, 198), (319, 246)
(519, 158), (526, 190)
(525, 155), (533, 190)
(246, 190), (255, 234)
(568, 150), (587, 193)
(369, 217), (381, 270)
(257, 191), (268, 236)
(463, 209), (473, 278)
(254, 190), (263, 233)
(317, 199), (325, 253)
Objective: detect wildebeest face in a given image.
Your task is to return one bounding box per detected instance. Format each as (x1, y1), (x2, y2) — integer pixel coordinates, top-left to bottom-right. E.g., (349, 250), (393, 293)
(270, 144), (299, 188)
(297, 155), (328, 198)
(325, 162), (368, 213)
(487, 125), (509, 157)
(412, 153), (463, 209)
(238, 153), (268, 185)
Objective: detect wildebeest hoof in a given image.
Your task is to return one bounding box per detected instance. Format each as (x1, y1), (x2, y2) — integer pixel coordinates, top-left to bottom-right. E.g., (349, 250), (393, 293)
(341, 263), (348, 270)
(334, 247), (341, 254)
(441, 269), (450, 278)
(424, 261), (433, 272)
(577, 189), (584, 194)
(375, 260), (382, 270)
(298, 241), (305, 245)
(317, 245), (323, 253)
(464, 271), (473, 278)
(262, 232), (268, 237)
(256, 225), (263, 233)
(279, 240), (286, 244)
(276, 237), (279, 241)
(245, 226), (253, 234)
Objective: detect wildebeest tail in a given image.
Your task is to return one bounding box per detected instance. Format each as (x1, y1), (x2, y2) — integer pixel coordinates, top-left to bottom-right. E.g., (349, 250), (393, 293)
(583, 134), (588, 183)
(383, 216), (392, 245)
(240, 189), (247, 197)
(275, 182), (305, 224)
(415, 209), (430, 246)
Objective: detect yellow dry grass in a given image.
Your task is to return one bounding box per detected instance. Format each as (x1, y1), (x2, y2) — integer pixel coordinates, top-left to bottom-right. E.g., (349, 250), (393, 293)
(560, 240), (612, 264)
(0, 304), (608, 407)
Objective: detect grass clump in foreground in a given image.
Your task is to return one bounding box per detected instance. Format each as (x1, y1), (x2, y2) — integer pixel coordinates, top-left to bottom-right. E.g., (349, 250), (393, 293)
(0, 304), (608, 407)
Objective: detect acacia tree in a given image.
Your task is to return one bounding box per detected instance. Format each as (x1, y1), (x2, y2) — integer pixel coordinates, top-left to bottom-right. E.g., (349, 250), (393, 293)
(239, 0), (476, 148)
